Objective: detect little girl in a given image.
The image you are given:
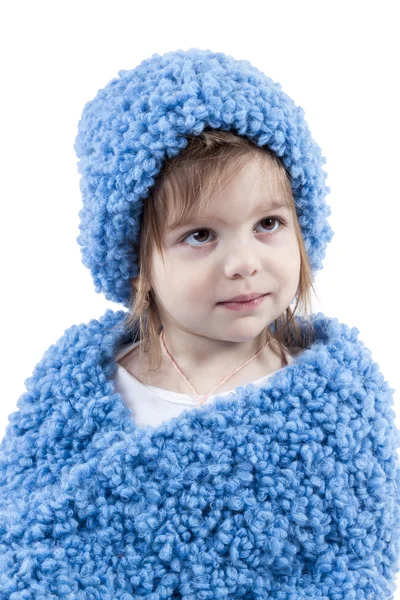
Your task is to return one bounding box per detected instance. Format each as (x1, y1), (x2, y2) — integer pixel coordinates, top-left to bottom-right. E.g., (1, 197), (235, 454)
(1, 47), (399, 599)
(113, 129), (308, 429)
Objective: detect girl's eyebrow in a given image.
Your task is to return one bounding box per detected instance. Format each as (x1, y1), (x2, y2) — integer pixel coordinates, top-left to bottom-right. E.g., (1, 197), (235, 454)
(167, 200), (290, 231)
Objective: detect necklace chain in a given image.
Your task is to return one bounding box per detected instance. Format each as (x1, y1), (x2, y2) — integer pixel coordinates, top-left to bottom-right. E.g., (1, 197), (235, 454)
(159, 329), (270, 405)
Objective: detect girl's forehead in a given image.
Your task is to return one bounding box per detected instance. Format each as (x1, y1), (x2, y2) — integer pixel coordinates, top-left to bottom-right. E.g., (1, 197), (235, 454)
(162, 155), (293, 232)
(165, 198), (292, 234)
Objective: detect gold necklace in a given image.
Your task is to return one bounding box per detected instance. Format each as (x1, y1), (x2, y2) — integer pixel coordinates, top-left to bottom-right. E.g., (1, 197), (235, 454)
(159, 329), (270, 405)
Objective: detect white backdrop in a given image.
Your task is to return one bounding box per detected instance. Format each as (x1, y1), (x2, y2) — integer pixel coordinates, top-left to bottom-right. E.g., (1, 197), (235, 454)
(1, 0), (399, 454)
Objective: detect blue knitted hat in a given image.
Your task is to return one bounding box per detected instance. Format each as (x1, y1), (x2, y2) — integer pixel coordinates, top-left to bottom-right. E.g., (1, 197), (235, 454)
(74, 48), (334, 308)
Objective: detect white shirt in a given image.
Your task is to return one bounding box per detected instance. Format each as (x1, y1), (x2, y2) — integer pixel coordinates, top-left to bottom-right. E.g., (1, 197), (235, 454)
(113, 340), (297, 428)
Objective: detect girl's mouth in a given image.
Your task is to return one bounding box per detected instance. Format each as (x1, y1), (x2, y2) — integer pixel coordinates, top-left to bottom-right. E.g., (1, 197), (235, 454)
(218, 293), (269, 311)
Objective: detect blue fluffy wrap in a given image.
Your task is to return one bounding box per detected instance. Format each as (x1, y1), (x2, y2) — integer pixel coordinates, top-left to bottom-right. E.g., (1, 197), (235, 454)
(0, 309), (399, 598)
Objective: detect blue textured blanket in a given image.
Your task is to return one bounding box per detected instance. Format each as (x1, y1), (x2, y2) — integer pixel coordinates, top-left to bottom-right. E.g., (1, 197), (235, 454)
(0, 308), (399, 599)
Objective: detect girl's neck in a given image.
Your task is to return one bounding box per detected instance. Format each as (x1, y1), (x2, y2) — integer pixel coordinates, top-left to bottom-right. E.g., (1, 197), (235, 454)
(122, 336), (287, 395)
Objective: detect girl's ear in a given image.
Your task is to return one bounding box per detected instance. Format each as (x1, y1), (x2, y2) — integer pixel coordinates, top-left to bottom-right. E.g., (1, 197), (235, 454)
(132, 277), (152, 295)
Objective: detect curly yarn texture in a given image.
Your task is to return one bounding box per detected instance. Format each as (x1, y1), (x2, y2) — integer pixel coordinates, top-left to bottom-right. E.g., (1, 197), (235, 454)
(74, 48), (334, 307)
(0, 308), (399, 598)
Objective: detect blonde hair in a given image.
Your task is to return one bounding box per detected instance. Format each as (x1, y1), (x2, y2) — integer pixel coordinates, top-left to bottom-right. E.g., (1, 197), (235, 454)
(122, 127), (318, 372)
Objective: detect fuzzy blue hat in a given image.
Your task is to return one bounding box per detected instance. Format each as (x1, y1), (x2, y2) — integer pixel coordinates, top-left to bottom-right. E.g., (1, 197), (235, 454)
(74, 48), (334, 308)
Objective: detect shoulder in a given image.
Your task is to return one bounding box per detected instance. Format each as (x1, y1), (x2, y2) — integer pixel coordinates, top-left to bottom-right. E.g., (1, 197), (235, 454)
(116, 341), (164, 386)
(116, 338), (144, 369)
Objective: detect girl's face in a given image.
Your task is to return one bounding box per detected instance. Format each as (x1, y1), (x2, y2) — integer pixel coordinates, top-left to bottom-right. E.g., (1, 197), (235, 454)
(150, 159), (301, 350)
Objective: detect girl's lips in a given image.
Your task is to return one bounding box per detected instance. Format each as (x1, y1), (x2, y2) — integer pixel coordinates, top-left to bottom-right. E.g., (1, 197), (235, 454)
(220, 293), (265, 303)
(218, 293), (269, 311)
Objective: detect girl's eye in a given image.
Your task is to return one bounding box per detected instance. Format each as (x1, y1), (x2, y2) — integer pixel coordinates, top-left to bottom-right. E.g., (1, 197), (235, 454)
(180, 216), (286, 248)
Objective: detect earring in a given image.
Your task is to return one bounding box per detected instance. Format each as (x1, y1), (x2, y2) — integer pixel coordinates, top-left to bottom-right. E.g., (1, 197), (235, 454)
(143, 292), (150, 310)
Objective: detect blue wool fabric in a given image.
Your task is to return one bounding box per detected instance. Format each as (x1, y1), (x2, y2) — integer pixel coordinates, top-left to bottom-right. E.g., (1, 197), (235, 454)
(0, 309), (399, 598)
(74, 47), (334, 308)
